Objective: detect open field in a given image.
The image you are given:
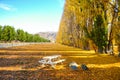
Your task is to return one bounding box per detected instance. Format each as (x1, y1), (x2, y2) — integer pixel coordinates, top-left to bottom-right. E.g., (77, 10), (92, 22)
(0, 43), (120, 80)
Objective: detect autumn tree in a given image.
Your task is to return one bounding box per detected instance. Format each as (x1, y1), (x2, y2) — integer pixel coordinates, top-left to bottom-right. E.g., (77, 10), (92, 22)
(57, 0), (120, 53)
(85, 15), (108, 53)
(114, 0), (120, 53)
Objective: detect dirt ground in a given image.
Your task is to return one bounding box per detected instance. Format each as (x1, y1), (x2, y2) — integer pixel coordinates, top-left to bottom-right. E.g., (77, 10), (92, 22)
(0, 43), (120, 80)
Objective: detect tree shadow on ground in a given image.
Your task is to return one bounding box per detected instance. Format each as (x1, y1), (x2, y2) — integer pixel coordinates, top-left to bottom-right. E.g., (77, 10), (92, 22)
(0, 57), (40, 67)
(0, 67), (120, 80)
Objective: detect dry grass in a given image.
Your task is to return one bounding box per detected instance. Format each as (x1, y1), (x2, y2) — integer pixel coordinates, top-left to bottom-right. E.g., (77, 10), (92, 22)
(0, 43), (120, 80)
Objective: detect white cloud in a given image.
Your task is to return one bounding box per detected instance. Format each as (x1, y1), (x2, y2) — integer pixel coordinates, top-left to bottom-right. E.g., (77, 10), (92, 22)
(0, 3), (16, 11)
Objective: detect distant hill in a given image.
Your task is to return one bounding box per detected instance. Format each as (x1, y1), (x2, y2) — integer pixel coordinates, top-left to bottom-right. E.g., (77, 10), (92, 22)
(37, 32), (57, 42)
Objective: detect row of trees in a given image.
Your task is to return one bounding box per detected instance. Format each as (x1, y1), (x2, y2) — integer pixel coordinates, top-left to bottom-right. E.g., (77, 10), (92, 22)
(0, 25), (50, 42)
(57, 0), (120, 53)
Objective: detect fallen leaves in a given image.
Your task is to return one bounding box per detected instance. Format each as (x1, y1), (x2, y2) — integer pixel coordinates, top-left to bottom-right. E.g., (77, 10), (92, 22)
(0, 43), (120, 80)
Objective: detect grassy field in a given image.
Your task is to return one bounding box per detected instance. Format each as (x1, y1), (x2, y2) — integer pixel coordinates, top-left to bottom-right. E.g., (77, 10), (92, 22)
(0, 43), (120, 80)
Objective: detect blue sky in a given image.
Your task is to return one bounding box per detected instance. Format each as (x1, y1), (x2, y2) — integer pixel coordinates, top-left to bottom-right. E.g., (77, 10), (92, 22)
(0, 0), (65, 34)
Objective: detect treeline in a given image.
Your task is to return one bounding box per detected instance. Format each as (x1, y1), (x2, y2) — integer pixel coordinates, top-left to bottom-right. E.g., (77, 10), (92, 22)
(0, 25), (50, 42)
(57, 0), (120, 53)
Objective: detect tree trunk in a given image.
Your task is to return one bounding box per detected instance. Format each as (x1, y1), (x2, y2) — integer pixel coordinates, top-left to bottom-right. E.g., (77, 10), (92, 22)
(104, 46), (108, 53)
(118, 44), (120, 57)
(118, 44), (120, 52)
(98, 47), (103, 53)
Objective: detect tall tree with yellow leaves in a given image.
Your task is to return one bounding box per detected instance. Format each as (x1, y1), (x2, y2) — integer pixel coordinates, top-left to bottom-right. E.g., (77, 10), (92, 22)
(56, 0), (120, 53)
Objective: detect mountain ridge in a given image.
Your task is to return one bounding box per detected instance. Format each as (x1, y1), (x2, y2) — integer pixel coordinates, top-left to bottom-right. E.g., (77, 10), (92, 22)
(36, 32), (57, 42)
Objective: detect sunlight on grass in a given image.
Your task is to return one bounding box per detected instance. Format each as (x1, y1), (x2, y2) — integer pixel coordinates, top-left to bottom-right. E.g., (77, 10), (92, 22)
(0, 66), (22, 71)
(0, 43), (120, 79)
(69, 55), (97, 58)
(53, 65), (66, 70)
(88, 62), (120, 68)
